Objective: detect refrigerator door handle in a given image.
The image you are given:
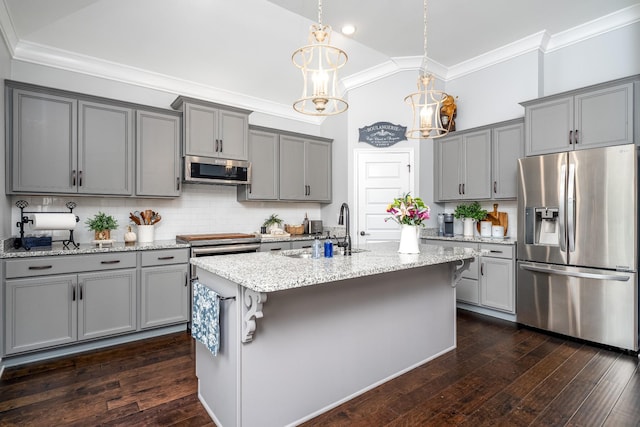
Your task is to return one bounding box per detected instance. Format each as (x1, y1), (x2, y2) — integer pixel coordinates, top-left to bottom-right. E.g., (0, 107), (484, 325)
(519, 263), (630, 282)
(558, 164), (567, 252)
(567, 163), (576, 252)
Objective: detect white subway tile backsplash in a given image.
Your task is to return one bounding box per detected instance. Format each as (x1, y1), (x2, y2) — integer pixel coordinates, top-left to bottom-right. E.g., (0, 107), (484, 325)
(10, 185), (322, 244)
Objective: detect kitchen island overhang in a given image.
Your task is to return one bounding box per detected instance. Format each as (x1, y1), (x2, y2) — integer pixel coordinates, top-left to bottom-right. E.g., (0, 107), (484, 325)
(191, 243), (476, 427)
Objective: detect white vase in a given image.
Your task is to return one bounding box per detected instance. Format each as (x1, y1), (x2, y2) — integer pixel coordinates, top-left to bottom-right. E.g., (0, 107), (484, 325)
(463, 218), (475, 237)
(398, 224), (420, 254)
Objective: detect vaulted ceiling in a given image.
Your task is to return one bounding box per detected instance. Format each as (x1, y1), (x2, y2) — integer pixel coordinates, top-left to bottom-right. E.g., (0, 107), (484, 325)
(1, 0), (638, 121)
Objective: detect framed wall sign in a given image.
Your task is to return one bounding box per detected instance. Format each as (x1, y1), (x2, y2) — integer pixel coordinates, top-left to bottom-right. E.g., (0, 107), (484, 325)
(358, 122), (407, 147)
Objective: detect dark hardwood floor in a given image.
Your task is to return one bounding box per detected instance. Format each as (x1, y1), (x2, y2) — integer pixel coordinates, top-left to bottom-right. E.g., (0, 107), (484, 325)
(1, 310), (639, 426)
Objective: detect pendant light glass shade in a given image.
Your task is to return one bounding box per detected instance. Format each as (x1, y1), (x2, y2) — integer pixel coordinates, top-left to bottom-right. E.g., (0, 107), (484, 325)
(405, 0), (451, 139)
(292, 0), (348, 116)
(405, 73), (449, 139)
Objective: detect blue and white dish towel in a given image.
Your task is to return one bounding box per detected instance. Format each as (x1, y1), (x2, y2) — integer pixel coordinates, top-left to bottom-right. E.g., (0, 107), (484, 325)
(192, 281), (220, 356)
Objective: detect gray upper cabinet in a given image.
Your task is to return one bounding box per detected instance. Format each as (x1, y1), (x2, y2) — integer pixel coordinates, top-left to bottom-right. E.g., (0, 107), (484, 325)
(171, 96), (251, 160)
(238, 127), (279, 201)
(522, 78), (636, 156)
(79, 101), (134, 195)
(279, 134), (332, 202)
(9, 89), (134, 196)
(491, 119), (524, 199)
(7, 81), (182, 198)
(10, 89), (78, 194)
(136, 110), (182, 197)
(436, 129), (491, 201)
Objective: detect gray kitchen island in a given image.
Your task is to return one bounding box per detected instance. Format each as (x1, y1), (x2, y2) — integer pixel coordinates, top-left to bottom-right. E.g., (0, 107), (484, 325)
(191, 242), (476, 427)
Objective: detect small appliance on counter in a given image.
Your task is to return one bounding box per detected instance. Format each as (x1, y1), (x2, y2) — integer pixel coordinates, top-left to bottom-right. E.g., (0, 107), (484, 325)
(443, 213), (454, 237)
(309, 220), (323, 234)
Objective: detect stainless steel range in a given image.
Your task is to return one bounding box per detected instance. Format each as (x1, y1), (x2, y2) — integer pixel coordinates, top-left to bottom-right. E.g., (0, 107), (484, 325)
(176, 232), (261, 257)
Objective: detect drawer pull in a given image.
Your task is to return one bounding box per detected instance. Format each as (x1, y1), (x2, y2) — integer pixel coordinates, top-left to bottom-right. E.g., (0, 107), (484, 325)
(29, 265), (53, 270)
(157, 256), (175, 260)
(100, 260), (121, 265)
(489, 250), (503, 254)
(270, 248), (282, 251)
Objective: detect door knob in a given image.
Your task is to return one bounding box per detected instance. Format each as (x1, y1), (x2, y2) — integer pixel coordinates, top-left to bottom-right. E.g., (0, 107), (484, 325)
(360, 231), (370, 236)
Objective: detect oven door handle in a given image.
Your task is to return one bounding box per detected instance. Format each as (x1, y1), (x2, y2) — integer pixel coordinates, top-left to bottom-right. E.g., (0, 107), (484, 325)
(192, 243), (261, 256)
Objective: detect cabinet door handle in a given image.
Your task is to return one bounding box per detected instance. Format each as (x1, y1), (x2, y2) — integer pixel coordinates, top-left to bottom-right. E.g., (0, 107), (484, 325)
(574, 129), (579, 144)
(185, 272), (188, 287)
(72, 170), (76, 186)
(157, 256), (175, 260)
(100, 260), (121, 265)
(79, 285), (83, 300)
(248, 184), (252, 194)
(458, 184), (462, 195)
(481, 263), (484, 275)
(462, 183), (465, 195)
(78, 170), (83, 187)
(29, 265), (53, 270)
(220, 140), (223, 152)
(176, 177), (180, 191)
(72, 286), (76, 301)
(569, 130), (573, 145)
(493, 181), (497, 194)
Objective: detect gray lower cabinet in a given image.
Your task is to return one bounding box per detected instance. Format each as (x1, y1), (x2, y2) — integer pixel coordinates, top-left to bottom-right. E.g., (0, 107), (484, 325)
(422, 239), (515, 314)
(140, 249), (190, 329)
(436, 129), (492, 201)
(172, 96), (251, 160)
(136, 110), (182, 197)
(279, 135), (332, 202)
(259, 240), (314, 252)
(478, 244), (515, 313)
(4, 252), (138, 355)
(491, 119), (524, 199)
(522, 77), (637, 156)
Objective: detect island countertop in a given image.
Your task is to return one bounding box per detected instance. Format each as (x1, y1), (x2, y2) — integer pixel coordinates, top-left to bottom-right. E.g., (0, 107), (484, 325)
(191, 242), (478, 293)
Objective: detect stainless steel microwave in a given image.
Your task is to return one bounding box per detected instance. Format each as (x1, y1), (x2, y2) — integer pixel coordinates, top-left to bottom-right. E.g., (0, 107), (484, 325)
(184, 155), (251, 185)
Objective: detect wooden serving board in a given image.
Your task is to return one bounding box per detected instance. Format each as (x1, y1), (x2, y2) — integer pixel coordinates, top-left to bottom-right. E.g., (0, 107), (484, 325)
(486, 203), (508, 236)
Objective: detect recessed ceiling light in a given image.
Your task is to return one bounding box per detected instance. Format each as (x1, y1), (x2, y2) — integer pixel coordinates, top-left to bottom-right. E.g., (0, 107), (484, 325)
(341, 24), (356, 36)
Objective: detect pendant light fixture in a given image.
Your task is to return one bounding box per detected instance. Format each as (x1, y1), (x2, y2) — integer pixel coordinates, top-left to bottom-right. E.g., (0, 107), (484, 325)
(405, 0), (451, 139)
(292, 0), (348, 116)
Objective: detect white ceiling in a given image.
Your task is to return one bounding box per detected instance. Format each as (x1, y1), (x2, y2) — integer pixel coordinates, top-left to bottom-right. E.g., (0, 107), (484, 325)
(1, 0), (639, 120)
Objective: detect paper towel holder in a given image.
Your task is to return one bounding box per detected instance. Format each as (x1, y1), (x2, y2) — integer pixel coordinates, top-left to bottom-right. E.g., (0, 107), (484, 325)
(14, 200), (80, 250)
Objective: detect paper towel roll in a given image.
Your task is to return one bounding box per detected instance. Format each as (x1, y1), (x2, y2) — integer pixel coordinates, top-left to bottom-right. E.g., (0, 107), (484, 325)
(32, 213), (77, 230)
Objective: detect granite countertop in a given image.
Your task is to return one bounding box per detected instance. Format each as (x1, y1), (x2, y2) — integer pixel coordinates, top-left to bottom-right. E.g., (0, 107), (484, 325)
(0, 239), (189, 259)
(421, 235), (516, 245)
(191, 242), (479, 293)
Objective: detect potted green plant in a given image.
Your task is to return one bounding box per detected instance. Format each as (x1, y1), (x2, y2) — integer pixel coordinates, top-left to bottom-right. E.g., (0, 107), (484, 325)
(453, 202), (487, 237)
(262, 213), (283, 233)
(85, 211), (118, 240)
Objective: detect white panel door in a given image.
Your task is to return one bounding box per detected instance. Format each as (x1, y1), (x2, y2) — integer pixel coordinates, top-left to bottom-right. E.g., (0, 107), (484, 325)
(355, 150), (413, 246)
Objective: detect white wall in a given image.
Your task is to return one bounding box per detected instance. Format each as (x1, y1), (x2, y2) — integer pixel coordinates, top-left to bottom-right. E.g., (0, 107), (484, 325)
(543, 22), (640, 96)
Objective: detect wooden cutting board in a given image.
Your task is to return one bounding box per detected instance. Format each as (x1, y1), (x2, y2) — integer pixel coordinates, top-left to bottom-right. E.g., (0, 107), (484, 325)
(486, 203), (508, 236)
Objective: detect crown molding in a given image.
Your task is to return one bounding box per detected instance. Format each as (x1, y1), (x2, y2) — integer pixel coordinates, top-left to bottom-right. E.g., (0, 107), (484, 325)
(3, 3), (638, 123)
(0, 0), (17, 56)
(12, 40), (320, 124)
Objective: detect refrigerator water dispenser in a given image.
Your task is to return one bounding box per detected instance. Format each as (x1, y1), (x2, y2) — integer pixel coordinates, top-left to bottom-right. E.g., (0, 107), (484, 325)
(525, 207), (559, 245)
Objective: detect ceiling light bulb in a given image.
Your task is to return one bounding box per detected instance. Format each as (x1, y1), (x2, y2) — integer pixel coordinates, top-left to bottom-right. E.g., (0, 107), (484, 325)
(341, 24), (356, 36)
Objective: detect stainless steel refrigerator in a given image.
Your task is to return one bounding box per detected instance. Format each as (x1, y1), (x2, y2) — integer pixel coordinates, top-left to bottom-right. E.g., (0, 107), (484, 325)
(517, 143), (638, 351)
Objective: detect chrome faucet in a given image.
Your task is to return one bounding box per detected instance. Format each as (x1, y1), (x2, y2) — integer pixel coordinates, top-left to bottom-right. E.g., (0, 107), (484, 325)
(338, 202), (352, 256)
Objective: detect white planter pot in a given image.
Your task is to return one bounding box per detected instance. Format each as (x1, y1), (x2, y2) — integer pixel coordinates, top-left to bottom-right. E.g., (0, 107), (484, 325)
(463, 218), (476, 237)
